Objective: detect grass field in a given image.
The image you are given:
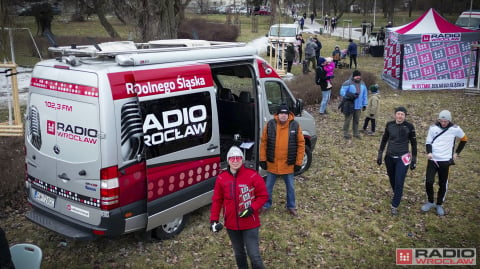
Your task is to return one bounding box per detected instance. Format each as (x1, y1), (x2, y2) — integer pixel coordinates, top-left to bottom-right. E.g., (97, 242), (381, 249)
(1, 10), (479, 269)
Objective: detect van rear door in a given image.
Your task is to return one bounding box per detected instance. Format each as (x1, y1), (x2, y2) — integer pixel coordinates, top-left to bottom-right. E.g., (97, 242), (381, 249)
(26, 66), (102, 225)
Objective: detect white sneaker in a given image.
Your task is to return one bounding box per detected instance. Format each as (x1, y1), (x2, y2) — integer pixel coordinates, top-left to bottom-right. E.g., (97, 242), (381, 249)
(436, 205), (445, 216)
(421, 202), (435, 212)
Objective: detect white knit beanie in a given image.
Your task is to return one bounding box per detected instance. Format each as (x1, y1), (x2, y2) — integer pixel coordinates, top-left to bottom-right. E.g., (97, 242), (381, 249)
(227, 146), (244, 160)
(438, 110), (451, 121)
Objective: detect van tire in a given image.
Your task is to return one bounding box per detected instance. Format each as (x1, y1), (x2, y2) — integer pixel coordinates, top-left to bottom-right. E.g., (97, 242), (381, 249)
(295, 145), (312, 176)
(153, 215), (188, 240)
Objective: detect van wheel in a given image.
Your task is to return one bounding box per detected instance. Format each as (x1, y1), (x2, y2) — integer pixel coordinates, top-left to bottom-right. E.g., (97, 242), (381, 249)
(295, 145), (312, 175)
(153, 215), (188, 240)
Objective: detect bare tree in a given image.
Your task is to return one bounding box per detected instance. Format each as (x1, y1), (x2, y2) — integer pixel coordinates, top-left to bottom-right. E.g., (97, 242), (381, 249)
(93, 0), (120, 38)
(115, 0), (191, 41)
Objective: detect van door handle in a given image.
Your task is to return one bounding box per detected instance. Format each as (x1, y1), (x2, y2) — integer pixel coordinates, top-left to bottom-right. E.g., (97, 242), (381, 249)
(207, 144), (218, 150)
(58, 173), (70, 181)
(78, 170), (86, 176)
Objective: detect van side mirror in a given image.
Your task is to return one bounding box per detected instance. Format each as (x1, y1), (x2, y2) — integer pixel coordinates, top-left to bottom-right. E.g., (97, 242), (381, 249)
(294, 99), (304, 116)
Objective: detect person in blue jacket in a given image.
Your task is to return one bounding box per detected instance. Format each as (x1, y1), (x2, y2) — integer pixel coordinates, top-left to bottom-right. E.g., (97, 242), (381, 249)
(347, 39), (358, 69)
(339, 70), (368, 139)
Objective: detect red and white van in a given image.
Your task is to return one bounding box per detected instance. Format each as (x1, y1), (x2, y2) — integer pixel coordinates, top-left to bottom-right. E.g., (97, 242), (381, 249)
(24, 40), (317, 240)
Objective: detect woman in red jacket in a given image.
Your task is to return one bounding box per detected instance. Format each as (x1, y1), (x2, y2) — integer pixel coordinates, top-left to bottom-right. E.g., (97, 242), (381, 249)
(210, 146), (269, 269)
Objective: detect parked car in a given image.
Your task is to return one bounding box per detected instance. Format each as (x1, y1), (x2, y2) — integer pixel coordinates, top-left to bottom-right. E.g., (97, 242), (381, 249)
(253, 6), (271, 16)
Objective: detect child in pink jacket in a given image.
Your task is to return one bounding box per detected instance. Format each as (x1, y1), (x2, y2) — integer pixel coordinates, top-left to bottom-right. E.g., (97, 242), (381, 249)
(324, 57), (335, 89)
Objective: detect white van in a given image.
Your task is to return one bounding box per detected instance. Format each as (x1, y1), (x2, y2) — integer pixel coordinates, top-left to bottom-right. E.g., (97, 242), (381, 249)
(266, 23), (301, 56)
(24, 40), (317, 240)
(455, 10), (480, 30)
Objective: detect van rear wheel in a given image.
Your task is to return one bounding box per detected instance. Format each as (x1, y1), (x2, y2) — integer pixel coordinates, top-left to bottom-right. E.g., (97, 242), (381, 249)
(153, 215), (188, 240)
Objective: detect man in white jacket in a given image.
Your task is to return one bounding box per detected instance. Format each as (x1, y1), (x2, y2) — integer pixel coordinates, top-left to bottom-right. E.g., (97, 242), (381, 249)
(421, 110), (468, 216)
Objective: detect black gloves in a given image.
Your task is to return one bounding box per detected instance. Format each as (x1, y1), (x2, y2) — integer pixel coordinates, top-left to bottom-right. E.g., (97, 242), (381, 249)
(294, 165), (301, 172)
(410, 156), (417, 170)
(259, 161), (267, 170)
(370, 114), (374, 117)
(210, 221), (223, 232)
(377, 151), (383, 165)
(362, 106), (366, 111)
(239, 207), (254, 218)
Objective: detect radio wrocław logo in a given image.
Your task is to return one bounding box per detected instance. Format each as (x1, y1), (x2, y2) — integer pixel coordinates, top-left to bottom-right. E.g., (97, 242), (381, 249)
(396, 248), (476, 265)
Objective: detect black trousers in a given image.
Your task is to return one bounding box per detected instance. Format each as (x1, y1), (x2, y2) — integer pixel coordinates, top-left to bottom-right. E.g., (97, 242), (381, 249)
(425, 160), (451, 205)
(363, 117), (376, 132)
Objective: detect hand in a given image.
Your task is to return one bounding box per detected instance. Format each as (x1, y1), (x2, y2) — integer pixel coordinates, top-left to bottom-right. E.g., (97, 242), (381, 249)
(239, 207), (254, 218)
(362, 106), (366, 111)
(210, 221), (223, 232)
(370, 114), (374, 117)
(376, 151), (383, 165)
(294, 165), (302, 172)
(259, 161), (267, 170)
(410, 156), (417, 170)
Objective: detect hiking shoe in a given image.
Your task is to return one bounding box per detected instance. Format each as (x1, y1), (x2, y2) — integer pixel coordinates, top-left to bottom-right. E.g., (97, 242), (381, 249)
(287, 208), (298, 217)
(367, 131), (375, 136)
(436, 205), (445, 216)
(354, 134), (362, 140)
(421, 202), (435, 212)
(343, 135), (351, 140)
(391, 206), (398, 216)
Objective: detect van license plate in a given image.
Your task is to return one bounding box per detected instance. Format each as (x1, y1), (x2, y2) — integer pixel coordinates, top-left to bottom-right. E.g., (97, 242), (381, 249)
(33, 190), (55, 208)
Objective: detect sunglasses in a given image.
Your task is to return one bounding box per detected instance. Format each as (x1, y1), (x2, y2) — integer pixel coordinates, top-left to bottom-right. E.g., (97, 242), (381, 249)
(228, 156), (242, 162)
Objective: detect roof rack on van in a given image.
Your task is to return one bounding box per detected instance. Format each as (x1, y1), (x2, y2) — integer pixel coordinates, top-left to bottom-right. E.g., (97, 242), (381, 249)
(48, 39), (247, 58)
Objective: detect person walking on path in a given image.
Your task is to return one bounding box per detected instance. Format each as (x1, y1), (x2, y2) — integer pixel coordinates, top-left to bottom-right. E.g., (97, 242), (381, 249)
(420, 110), (468, 216)
(210, 146), (269, 269)
(259, 104), (305, 217)
(347, 39), (358, 69)
(362, 84), (380, 135)
(339, 70), (368, 139)
(377, 107), (417, 216)
(316, 57), (330, 115)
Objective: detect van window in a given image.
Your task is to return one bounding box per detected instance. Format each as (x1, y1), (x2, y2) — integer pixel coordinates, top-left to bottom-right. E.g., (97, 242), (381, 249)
(264, 81), (295, 114)
(269, 26), (298, 37)
(141, 92), (213, 159)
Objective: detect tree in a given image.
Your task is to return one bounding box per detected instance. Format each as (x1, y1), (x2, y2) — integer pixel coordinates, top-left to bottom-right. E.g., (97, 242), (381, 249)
(115, 0), (192, 41)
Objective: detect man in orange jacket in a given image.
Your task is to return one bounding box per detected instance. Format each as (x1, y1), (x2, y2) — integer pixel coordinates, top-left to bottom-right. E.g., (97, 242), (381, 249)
(259, 104), (305, 216)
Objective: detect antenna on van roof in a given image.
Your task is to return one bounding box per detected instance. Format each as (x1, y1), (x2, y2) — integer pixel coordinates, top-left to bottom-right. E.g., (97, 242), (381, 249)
(48, 39), (247, 58)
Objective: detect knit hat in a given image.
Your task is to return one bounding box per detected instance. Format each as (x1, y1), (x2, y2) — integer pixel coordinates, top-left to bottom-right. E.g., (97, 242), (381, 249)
(318, 57), (326, 65)
(438, 110), (452, 121)
(369, 84), (379, 93)
(352, 70), (361, 77)
(395, 106), (407, 114)
(277, 103), (289, 114)
(227, 146), (244, 160)
(325, 57), (333, 62)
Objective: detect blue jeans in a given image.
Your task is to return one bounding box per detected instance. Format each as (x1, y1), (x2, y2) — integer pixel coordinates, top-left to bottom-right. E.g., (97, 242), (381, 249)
(227, 228), (265, 269)
(385, 155), (409, 208)
(319, 90), (331, 113)
(263, 172), (296, 209)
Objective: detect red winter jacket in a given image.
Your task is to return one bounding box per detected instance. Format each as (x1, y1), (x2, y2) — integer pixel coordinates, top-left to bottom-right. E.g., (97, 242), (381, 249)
(210, 166), (269, 230)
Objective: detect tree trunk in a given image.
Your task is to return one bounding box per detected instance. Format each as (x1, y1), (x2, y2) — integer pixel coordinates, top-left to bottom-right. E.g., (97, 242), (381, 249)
(93, 0), (120, 38)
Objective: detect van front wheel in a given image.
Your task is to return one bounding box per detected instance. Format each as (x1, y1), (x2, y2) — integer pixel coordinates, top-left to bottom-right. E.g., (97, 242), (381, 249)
(153, 215), (188, 240)
(295, 145), (312, 175)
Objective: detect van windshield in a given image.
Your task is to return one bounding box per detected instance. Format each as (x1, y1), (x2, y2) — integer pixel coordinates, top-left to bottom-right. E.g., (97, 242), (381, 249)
(269, 27), (297, 37)
(455, 17), (480, 29)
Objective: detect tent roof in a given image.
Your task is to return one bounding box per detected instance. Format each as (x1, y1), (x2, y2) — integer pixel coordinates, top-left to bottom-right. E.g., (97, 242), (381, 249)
(390, 8), (478, 34)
